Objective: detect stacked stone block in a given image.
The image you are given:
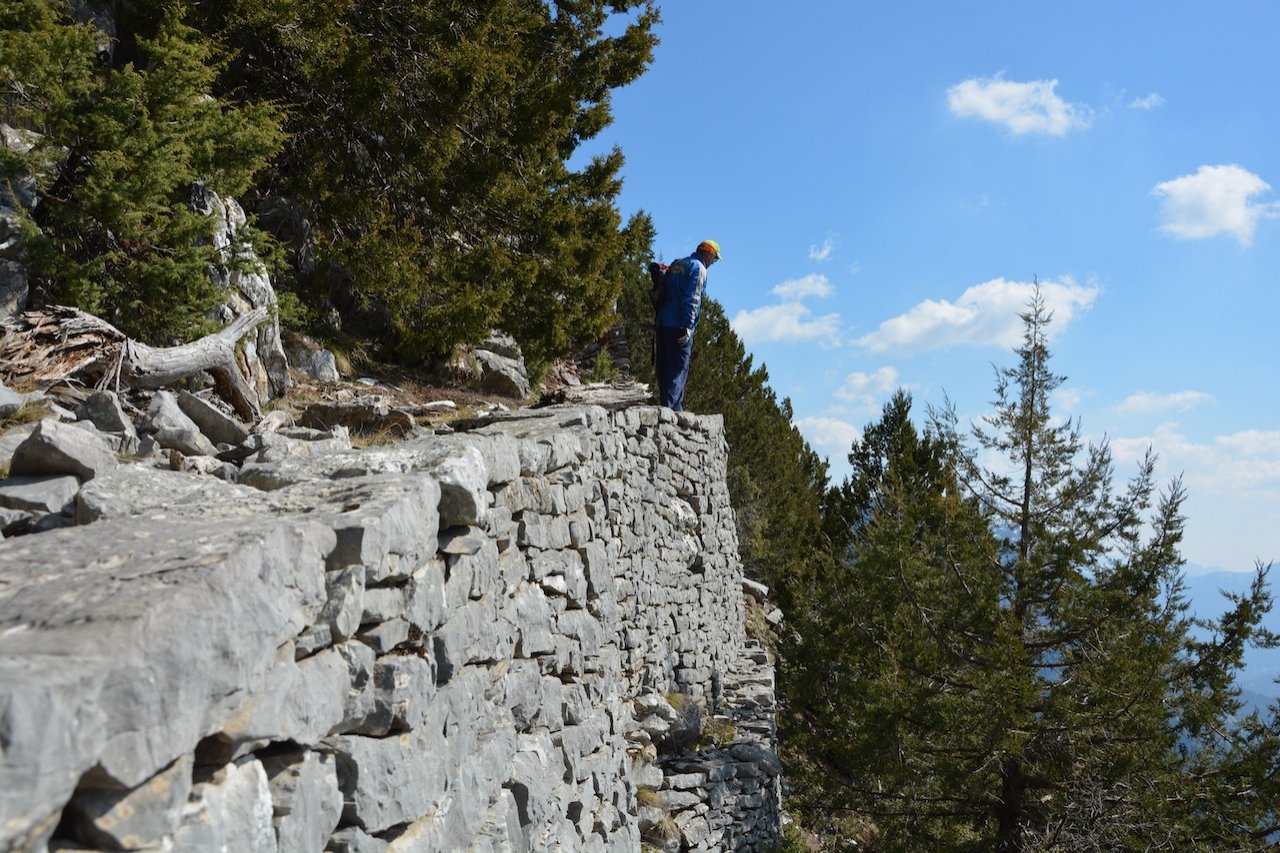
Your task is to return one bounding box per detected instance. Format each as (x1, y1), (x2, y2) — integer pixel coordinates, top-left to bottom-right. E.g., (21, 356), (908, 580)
(0, 402), (779, 851)
(655, 642), (782, 851)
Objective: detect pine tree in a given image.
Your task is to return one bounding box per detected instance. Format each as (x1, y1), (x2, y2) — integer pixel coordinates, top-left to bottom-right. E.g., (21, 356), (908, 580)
(1, 0), (284, 342)
(790, 389), (1008, 849)
(197, 0), (658, 373)
(792, 292), (1278, 850)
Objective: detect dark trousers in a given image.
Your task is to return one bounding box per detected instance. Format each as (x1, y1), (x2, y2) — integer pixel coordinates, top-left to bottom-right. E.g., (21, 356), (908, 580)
(655, 326), (693, 411)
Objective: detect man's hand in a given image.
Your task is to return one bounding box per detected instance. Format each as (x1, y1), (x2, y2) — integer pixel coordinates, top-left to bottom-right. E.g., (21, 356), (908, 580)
(677, 328), (691, 345)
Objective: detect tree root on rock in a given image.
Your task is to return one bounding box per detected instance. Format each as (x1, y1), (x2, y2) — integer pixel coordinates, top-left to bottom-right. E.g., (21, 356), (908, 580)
(0, 305), (269, 421)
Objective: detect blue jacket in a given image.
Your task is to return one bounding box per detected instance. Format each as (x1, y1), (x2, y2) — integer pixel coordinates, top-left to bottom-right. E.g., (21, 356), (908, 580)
(656, 255), (708, 331)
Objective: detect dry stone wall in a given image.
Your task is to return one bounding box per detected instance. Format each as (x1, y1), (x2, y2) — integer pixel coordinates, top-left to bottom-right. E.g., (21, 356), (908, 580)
(0, 402), (781, 852)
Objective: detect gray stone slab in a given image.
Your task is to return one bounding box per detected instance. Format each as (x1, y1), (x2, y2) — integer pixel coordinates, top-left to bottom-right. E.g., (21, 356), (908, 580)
(75, 390), (133, 434)
(405, 557), (447, 634)
(297, 566), (364, 653)
(287, 344), (341, 383)
(216, 642), (351, 751)
(579, 540), (613, 600)
(0, 475), (78, 514)
(152, 425), (218, 457)
(77, 467), (440, 588)
(139, 390), (199, 436)
(75, 390), (139, 454)
(332, 640), (378, 732)
(275, 475), (440, 584)
(173, 759), (278, 852)
(383, 723), (519, 851)
(10, 418), (119, 481)
(176, 390), (250, 446)
(0, 659), (109, 851)
(472, 347), (531, 399)
(62, 754), (192, 850)
(0, 515), (333, 846)
(500, 659), (544, 731)
(262, 749), (342, 853)
(513, 583), (555, 657)
(237, 439), (485, 528)
(432, 432), (521, 485)
(75, 464), (264, 524)
(323, 725), (447, 834)
(474, 789), (527, 853)
(298, 399), (414, 438)
(351, 653), (436, 736)
(359, 618), (410, 654)
(361, 586), (406, 624)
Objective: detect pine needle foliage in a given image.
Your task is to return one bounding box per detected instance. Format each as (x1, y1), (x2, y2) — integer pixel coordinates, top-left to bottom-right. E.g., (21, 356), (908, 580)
(1, 0), (284, 342)
(792, 291), (1279, 851)
(196, 0), (659, 373)
(4, 0), (656, 364)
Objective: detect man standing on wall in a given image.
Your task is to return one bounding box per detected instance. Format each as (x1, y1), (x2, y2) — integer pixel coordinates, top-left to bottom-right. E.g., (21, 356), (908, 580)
(655, 239), (721, 411)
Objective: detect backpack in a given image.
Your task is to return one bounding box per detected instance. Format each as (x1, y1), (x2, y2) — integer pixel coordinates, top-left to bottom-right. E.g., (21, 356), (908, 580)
(647, 262), (668, 310)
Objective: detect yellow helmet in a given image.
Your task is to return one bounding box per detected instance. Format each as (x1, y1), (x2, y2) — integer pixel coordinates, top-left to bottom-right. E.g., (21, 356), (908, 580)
(697, 239), (722, 261)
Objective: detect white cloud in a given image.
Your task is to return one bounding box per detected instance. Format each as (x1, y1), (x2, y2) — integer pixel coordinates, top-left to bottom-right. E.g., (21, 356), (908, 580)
(856, 277), (1099, 355)
(947, 74), (1093, 136)
(1210, 431), (1280, 493)
(1110, 424), (1280, 569)
(835, 367), (900, 406)
(1151, 164), (1278, 246)
(731, 303), (841, 345)
(772, 273), (833, 300)
(1115, 390), (1214, 416)
(808, 237), (835, 262)
(732, 273), (841, 346)
(795, 416), (861, 460)
(1052, 386), (1090, 414)
(1128, 92), (1164, 110)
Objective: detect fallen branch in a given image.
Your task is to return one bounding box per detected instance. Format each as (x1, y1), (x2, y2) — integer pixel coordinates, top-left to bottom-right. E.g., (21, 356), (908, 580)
(0, 305), (270, 421)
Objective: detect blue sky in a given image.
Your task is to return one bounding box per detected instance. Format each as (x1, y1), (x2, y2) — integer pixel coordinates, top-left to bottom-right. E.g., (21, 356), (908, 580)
(585, 1), (1280, 575)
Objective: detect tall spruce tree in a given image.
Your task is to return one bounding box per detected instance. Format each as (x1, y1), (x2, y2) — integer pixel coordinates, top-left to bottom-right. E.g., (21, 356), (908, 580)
(792, 293), (1278, 851)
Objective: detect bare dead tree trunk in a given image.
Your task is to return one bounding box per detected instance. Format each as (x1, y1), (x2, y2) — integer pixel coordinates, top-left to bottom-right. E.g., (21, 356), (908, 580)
(0, 305), (270, 421)
(117, 309), (267, 420)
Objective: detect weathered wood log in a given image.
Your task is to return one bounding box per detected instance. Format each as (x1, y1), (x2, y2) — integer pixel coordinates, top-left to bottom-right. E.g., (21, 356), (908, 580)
(0, 305), (270, 421)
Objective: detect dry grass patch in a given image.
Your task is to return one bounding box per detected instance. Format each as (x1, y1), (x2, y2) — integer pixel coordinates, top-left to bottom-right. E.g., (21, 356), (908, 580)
(636, 787), (663, 809)
(1, 400), (51, 433)
(665, 692), (691, 713)
(700, 716), (738, 749)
